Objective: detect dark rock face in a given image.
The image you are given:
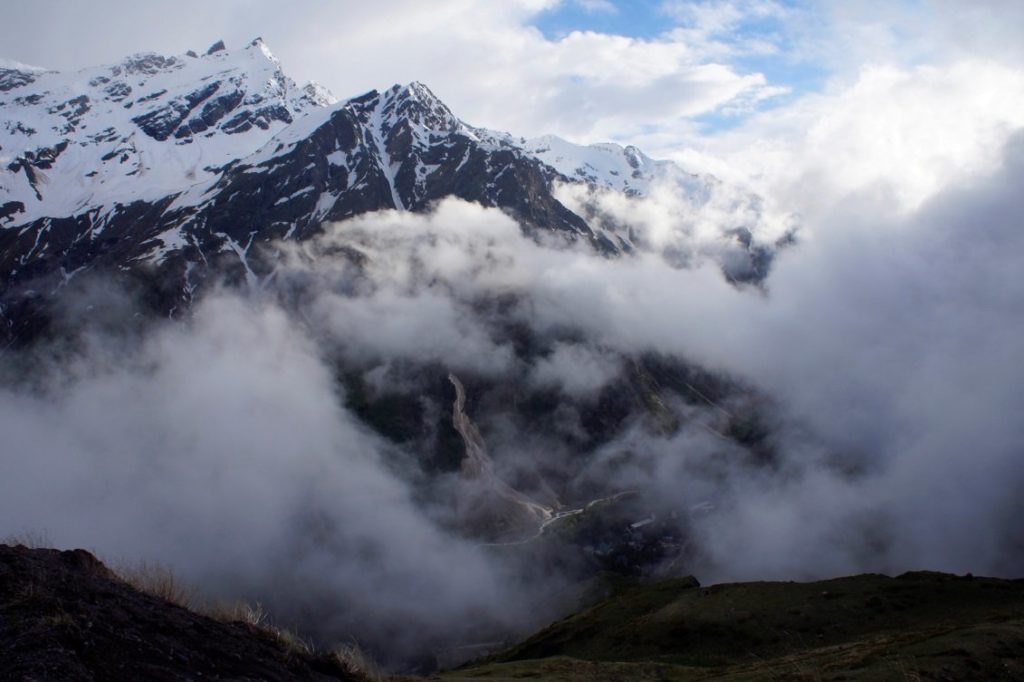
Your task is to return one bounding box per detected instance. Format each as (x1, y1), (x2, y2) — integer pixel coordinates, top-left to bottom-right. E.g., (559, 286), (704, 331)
(3, 40), (772, 349)
(132, 82), (221, 141)
(178, 87), (245, 136)
(123, 53), (180, 76)
(0, 68), (39, 92)
(0, 82), (603, 346)
(6, 141), (71, 201)
(193, 82), (594, 246)
(1, 42), (788, 354)
(205, 40), (227, 56)
(1, 42), (782, 352)
(0, 201), (24, 222)
(0, 544), (363, 681)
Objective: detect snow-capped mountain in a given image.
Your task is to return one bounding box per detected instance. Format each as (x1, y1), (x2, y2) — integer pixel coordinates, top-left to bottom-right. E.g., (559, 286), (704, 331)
(0, 39), (771, 345)
(0, 38), (333, 227)
(515, 134), (704, 198)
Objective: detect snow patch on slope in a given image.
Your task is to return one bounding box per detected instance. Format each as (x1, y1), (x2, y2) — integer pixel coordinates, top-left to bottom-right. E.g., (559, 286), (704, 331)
(0, 39), (335, 227)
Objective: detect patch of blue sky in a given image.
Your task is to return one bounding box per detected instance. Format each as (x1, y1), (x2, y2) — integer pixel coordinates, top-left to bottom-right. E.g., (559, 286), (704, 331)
(744, 56), (828, 97)
(533, 0), (831, 131)
(691, 107), (758, 134)
(720, 0), (830, 95)
(533, 0), (669, 40)
(693, 57), (827, 134)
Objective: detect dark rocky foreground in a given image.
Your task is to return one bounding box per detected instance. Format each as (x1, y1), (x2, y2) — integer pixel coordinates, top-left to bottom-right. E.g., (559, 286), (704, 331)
(0, 544), (365, 681)
(7, 541), (1022, 681)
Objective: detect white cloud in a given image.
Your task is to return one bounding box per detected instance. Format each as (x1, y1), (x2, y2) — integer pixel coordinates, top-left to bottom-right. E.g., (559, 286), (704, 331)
(4, 121), (1024, 658)
(528, 342), (622, 396)
(262, 130), (1024, 581)
(667, 59), (1024, 222)
(0, 293), (555, 665)
(660, 0), (791, 58)
(0, 0), (768, 142)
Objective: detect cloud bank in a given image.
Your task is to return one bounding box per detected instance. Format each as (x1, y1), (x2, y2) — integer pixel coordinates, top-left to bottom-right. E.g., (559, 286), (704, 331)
(4, 120), (1024, 666)
(0, 294), (565, 666)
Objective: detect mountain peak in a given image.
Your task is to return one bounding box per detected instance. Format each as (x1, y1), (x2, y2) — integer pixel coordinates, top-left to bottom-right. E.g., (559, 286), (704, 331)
(246, 36), (280, 63)
(0, 57), (47, 73)
(389, 82), (451, 112)
(0, 60), (47, 92)
(0, 39), (335, 226)
(303, 81), (338, 107)
(394, 80), (437, 100)
(0, 40), (739, 318)
(379, 81), (459, 132)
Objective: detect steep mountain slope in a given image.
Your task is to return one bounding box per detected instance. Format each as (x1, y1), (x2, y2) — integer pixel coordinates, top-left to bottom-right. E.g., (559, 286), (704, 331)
(0, 38), (333, 226)
(0, 39), (775, 348)
(0, 42), (607, 343)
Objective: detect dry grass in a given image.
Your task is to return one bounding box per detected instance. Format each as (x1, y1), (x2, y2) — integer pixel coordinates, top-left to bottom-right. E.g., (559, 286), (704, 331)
(204, 599), (271, 627)
(326, 642), (384, 682)
(271, 626), (316, 658)
(4, 539), (383, 678)
(115, 560), (200, 610)
(205, 603), (383, 679)
(2, 529), (53, 549)
(1, 536), (200, 614)
(204, 599), (312, 653)
(112, 565), (378, 673)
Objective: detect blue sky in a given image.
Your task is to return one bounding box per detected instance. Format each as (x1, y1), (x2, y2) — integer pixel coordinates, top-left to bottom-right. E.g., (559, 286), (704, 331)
(532, 0), (829, 131)
(534, 0), (670, 40)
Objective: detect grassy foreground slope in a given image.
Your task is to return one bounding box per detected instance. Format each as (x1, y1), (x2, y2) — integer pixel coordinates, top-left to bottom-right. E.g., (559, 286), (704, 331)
(441, 572), (1024, 681)
(0, 544), (367, 681)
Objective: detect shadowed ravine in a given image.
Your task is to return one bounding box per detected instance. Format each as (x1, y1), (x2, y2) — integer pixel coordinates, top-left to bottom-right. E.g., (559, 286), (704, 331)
(448, 372), (637, 547)
(448, 373), (553, 541)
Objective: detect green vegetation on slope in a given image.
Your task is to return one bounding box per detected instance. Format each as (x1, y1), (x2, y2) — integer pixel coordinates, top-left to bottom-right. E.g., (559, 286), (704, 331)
(441, 572), (1024, 681)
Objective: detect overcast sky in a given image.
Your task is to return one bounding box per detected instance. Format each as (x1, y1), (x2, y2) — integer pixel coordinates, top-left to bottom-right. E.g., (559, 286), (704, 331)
(4, 0), (1024, 161)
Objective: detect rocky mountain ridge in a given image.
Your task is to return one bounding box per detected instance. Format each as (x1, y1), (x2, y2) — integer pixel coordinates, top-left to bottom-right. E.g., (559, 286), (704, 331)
(0, 38), (771, 347)
(0, 38), (333, 225)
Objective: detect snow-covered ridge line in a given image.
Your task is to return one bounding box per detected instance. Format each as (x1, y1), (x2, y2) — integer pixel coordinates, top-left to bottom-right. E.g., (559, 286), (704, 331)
(1, 29), (699, 235)
(0, 38), (336, 227)
(0, 40), (782, 353)
(0, 57), (48, 73)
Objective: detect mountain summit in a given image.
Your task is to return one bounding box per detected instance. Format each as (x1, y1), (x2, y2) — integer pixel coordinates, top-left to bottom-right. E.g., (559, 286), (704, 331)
(0, 38), (333, 225)
(0, 40), (769, 345)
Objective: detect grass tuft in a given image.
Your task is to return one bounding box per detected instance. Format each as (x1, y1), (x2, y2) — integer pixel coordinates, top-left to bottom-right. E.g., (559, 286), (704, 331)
(326, 642), (384, 682)
(205, 599), (271, 627)
(2, 529), (53, 549)
(115, 560), (199, 610)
